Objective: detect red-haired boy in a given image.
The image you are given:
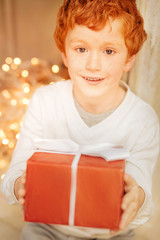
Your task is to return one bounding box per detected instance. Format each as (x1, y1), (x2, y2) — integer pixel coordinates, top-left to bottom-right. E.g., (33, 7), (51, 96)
(1, 0), (159, 239)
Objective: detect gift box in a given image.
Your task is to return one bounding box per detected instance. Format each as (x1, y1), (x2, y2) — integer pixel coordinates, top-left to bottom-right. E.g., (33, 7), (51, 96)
(24, 141), (126, 230)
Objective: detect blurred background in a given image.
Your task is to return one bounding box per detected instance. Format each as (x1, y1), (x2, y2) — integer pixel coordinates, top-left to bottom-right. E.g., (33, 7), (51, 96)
(0, 0), (160, 239)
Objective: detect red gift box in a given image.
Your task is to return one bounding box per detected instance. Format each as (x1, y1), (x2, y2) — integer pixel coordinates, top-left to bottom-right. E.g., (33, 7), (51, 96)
(25, 152), (125, 230)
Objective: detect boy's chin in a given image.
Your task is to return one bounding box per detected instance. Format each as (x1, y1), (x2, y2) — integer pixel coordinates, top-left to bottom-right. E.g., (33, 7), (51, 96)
(73, 80), (111, 101)
(77, 88), (106, 100)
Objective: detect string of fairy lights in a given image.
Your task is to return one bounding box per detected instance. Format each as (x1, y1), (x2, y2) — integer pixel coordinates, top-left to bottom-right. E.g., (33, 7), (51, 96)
(0, 56), (67, 180)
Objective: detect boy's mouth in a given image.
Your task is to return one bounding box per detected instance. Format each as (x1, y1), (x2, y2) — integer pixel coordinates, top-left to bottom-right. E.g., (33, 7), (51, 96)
(83, 76), (104, 82)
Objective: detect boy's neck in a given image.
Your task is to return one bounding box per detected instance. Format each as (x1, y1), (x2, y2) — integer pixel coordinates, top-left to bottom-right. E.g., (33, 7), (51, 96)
(73, 84), (127, 114)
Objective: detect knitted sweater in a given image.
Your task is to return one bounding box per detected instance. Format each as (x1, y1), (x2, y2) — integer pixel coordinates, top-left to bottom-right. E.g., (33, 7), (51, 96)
(1, 80), (159, 239)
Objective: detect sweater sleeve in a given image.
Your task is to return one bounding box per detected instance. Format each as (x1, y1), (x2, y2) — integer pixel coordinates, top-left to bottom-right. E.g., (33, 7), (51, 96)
(125, 110), (159, 228)
(1, 89), (43, 204)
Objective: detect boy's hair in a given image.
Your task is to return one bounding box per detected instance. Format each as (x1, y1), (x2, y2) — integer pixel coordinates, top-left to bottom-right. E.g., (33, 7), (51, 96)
(54, 0), (147, 56)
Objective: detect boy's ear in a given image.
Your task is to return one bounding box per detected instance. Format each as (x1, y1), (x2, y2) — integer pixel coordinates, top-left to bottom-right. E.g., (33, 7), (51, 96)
(61, 52), (68, 68)
(123, 54), (136, 72)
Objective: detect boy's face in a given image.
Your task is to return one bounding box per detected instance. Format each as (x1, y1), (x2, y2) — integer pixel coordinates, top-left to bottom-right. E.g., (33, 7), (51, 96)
(62, 19), (135, 101)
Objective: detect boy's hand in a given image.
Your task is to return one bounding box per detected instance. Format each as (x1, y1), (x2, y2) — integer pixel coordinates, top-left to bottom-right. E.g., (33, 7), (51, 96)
(119, 174), (145, 230)
(14, 172), (26, 207)
(110, 174), (145, 235)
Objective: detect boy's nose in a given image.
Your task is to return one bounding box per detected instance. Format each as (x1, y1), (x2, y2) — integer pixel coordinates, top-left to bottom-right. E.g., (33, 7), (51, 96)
(86, 52), (101, 71)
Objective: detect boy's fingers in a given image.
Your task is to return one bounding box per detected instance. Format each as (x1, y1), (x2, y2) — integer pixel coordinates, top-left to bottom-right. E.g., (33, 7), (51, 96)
(124, 174), (136, 188)
(19, 197), (25, 206)
(121, 190), (136, 210)
(18, 189), (26, 198)
(119, 203), (136, 230)
(21, 177), (26, 184)
(21, 173), (26, 184)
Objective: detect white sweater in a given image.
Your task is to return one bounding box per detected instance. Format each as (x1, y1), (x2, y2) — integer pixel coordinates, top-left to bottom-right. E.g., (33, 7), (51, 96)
(1, 80), (159, 239)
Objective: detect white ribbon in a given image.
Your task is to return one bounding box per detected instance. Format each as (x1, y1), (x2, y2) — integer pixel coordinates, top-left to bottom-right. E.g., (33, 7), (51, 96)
(33, 138), (130, 226)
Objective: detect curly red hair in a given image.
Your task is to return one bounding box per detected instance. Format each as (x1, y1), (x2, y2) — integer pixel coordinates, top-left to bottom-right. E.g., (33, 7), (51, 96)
(54, 0), (147, 56)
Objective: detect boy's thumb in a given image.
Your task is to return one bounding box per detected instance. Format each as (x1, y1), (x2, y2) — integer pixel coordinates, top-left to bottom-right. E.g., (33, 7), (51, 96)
(124, 174), (136, 187)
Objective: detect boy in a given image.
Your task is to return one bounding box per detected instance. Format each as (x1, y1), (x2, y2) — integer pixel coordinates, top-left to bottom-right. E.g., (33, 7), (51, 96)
(1, 0), (159, 239)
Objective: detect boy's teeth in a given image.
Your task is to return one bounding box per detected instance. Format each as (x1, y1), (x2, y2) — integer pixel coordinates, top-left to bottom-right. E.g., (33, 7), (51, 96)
(85, 77), (102, 81)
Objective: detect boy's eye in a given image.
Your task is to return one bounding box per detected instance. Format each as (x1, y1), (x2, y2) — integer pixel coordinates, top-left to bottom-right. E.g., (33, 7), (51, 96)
(76, 48), (86, 53)
(104, 49), (115, 55)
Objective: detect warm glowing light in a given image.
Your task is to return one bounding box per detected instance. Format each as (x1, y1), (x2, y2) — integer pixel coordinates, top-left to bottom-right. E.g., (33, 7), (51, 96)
(1, 174), (5, 180)
(23, 83), (30, 88)
(24, 87), (30, 93)
(5, 57), (13, 65)
(23, 83), (30, 93)
(49, 82), (54, 85)
(2, 64), (10, 72)
(2, 90), (11, 99)
(31, 57), (39, 65)
(10, 123), (19, 131)
(8, 142), (14, 149)
(11, 63), (18, 70)
(0, 130), (6, 139)
(0, 160), (7, 169)
(22, 98), (29, 105)
(0, 111), (2, 117)
(21, 70), (29, 78)
(51, 65), (59, 73)
(11, 99), (17, 106)
(16, 133), (20, 139)
(13, 57), (21, 65)
(2, 139), (9, 145)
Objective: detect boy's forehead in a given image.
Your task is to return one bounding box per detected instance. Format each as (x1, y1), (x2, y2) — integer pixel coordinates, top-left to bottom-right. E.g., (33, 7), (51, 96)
(66, 20), (125, 46)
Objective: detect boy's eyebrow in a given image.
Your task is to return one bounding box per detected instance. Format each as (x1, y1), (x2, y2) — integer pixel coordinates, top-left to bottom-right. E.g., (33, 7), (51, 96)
(101, 42), (123, 48)
(70, 39), (123, 48)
